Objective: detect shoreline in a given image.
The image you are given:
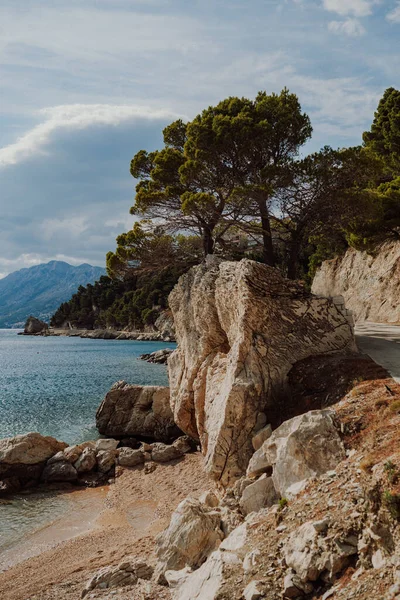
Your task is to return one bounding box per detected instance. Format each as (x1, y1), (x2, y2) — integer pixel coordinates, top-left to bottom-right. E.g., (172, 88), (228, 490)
(18, 328), (176, 342)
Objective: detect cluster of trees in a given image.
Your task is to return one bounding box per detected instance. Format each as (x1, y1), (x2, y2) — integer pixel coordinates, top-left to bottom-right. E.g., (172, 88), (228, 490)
(52, 86), (400, 329)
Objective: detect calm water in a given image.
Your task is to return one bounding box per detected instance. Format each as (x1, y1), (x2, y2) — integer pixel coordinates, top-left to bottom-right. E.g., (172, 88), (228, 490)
(0, 329), (175, 558)
(0, 329), (174, 444)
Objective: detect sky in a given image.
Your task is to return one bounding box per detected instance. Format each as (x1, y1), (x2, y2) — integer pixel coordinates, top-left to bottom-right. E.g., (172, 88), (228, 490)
(0, 0), (399, 278)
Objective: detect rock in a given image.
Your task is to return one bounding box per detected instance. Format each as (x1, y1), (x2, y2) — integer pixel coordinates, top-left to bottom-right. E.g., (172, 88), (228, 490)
(168, 258), (356, 486)
(140, 348), (174, 364)
(95, 438), (119, 452)
(284, 522), (325, 583)
(154, 497), (224, 583)
(0, 476), (21, 495)
(0, 432), (68, 491)
(283, 571), (313, 597)
(64, 445), (84, 463)
(151, 443), (183, 463)
(41, 460), (78, 482)
(74, 448), (97, 473)
(82, 558), (153, 597)
(243, 580), (263, 600)
(311, 240), (400, 323)
(96, 450), (117, 473)
(23, 316), (48, 334)
(219, 522), (247, 551)
(144, 462), (157, 474)
(199, 490), (220, 508)
(47, 451), (67, 464)
(0, 432), (67, 465)
(117, 438), (140, 449)
(118, 447), (145, 467)
(247, 410), (345, 497)
(252, 424), (272, 451)
(96, 383), (181, 442)
(172, 436), (194, 454)
(154, 310), (176, 340)
(239, 475), (278, 515)
(167, 550), (241, 600)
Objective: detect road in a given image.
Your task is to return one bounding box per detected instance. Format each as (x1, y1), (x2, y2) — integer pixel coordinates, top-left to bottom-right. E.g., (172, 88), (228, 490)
(355, 322), (400, 383)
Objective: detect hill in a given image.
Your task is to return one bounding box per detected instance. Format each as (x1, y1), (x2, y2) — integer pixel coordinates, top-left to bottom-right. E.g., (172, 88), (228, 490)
(0, 261), (105, 328)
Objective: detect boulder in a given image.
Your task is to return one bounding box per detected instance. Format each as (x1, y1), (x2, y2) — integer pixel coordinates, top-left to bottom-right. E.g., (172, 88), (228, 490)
(243, 580), (264, 600)
(239, 475), (278, 516)
(82, 558), (153, 597)
(96, 449), (117, 473)
(23, 316), (48, 334)
(168, 258), (356, 486)
(0, 432), (68, 490)
(252, 424), (272, 451)
(140, 348), (174, 364)
(96, 383), (181, 442)
(247, 410), (345, 497)
(154, 497), (224, 583)
(74, 447), (97, 473)
(172, 435), (195, 454)
(95, 438), (119, 452)
(118, 447), (145, 467)
(151, 443), (183, 463)
(41, 460), (78, 482)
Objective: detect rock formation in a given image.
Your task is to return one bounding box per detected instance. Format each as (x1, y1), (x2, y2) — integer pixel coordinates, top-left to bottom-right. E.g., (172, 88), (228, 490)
(168, 258), (356, 485)
(23, 316), (49, 335)
(312, 240), (400, 323)
(96, 382), (182, 441)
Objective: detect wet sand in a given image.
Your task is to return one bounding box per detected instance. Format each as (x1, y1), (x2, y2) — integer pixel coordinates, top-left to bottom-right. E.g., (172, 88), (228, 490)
(0, 453), (211, 600)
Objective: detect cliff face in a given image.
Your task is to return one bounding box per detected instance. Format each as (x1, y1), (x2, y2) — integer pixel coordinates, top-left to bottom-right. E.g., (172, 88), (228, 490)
(168, 257), (356, 486)
(312, 241), (400, 323)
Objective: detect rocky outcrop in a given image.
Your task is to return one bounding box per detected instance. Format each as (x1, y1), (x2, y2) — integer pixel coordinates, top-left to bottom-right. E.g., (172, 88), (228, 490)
(96, 382), (182, 441)
(155, 310), (176, 341)
(82, 558), (153, 597)
(23, 316), (49, 335)
(140, 348), (174, 364)
(154, 497), (224, 583)
(312, 240), (400, 323)
(246, 409), (345, 498)
(168, 258), (356, 486)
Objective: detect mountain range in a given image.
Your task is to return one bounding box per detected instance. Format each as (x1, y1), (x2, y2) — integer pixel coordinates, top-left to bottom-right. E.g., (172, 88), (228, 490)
(0, 261), (106, 328)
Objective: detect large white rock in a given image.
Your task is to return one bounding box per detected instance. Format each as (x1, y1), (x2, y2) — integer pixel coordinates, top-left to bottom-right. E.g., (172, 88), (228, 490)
(168, 258), (356, 485)
(154, 497), (224, 582)
(247, 410), (345, 497)
(0, 432), (67, 465)
(239, 475), (278, 515)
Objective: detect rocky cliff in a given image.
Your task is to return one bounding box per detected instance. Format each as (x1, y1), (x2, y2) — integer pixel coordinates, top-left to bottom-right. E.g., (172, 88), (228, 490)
(168, 257), (356, 486)
(312, 240), (400, 323)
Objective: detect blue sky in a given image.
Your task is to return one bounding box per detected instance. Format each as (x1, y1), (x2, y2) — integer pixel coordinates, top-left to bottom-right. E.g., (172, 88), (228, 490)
(0, 0), (399, 277)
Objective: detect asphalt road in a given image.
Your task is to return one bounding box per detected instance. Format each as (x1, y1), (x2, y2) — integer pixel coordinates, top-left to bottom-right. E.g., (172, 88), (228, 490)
(355, 322), (400, 383)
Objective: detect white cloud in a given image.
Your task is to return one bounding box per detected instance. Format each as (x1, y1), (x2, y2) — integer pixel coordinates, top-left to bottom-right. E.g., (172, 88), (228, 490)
(0, 104), (181, 168)
(328, 18), (366, 35)
(323, 0), (379, 16)
(387, 2), (400, 22)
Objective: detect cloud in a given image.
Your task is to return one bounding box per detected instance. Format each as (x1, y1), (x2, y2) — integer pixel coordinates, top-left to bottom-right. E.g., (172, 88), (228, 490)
(0, 104), (181, 168)
(322, 0), (379, 17)
(328, 18), (366, 35)
(387, 2), (400, 22)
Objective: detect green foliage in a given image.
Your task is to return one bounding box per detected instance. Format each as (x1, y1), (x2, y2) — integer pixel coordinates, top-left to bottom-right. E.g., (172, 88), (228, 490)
(278, 497), (288, 511)
(384, 460), (399, 485)
(363, 87), (400, 174)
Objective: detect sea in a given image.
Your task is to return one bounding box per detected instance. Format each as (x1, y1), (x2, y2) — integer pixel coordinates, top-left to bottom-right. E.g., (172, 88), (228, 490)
(0, 329), (175, 565)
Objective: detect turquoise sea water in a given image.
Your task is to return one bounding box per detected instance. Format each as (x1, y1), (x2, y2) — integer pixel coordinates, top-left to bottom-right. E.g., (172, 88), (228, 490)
(0, 329), (175, 560)
(0, 329), (174, 444)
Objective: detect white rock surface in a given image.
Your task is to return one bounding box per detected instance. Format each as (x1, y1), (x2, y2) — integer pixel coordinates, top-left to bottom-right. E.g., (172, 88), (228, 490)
(247, 410), (345, 496)
(0, 432), (67, 465)
(239, 475), (278, 515)
(168, 258), (356, 485)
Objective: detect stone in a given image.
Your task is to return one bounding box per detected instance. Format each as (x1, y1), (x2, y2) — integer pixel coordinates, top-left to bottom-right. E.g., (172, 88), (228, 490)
(154, 310), (176, 340)
(283, 571), (314, 597)
(239, 475), (278, 515)
(82, 558), (153, 597)
(154, 497), (224, 583)
(96, 383), (181, 442)
(95, 438), (119, 452)
(47, 451), (67, 464)
(247, 410), (345, 497)
(151, 443), (182, 463)
(243, 580), (263, 600)
(140, 348), (174, 364)
(168, 258), (356, 486)
(144, 462), (157, 474)
(167, 550), (241, 600)
(252, 424), (272, 451)
(74, 448), (97, 473)
(41, 460), (78, 482)
(284, 522), (327, 583)
(96, 450), (117, 473)
(172, 436), (194, 454)
(23, 316), (48, 334)
(64, 445), (84, 463)
(118, 447), (145, 467)
(219, 522), (247, 551)
(0, 432), (67, 465)
(199, 490), (220, 508)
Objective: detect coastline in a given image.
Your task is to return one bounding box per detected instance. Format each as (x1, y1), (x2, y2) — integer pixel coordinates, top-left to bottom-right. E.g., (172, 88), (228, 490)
(0, 453), (210, 600)
(19, 327), (176, 342)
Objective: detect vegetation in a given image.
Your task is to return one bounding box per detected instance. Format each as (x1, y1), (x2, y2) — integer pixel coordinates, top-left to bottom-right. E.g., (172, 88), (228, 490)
(51, 86), (400, 329)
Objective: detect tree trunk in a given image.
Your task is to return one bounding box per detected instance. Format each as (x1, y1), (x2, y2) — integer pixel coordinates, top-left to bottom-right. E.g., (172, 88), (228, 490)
(258, 200), (275, 267)
(203, 227), (214, 256)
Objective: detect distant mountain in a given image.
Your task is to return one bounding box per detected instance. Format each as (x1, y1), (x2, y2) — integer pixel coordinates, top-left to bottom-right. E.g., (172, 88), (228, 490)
(0, 261), (106, 328)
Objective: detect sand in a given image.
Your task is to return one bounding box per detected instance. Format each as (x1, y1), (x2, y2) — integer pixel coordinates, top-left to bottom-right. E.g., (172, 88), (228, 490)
(0, 453), (211, 600)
